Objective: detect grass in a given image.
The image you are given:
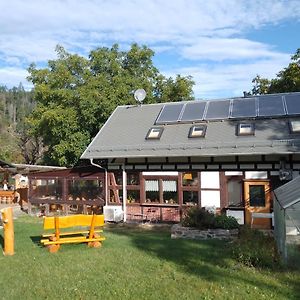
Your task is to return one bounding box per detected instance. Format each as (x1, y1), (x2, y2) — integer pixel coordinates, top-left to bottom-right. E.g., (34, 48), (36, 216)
(0, 215), (300, 300)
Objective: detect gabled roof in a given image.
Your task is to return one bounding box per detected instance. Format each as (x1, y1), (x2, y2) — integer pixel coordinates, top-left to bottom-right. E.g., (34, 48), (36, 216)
(81, 92), (300, 160)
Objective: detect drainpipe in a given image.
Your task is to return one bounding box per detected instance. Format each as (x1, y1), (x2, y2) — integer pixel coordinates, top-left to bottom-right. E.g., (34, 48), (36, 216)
(122, 164), (127, 222)
(90, 159), (108, 206)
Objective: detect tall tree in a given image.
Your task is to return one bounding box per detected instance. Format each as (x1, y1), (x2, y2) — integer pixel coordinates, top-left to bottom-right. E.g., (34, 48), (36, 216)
(0, 84), (36, 163)
(27, 44), (194, 166)
(251, 48), (300, 95)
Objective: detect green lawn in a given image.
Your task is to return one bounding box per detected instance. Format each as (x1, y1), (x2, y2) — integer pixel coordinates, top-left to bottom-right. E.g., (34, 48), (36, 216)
(1, 215), (299, 300)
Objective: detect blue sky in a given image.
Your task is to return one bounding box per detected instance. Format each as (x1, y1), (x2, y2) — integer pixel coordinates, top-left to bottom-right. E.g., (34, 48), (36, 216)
(0, 0), (299, 99)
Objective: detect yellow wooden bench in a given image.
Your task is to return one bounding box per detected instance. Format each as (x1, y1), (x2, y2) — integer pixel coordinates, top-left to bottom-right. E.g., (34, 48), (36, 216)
(41, 214), (105, 253)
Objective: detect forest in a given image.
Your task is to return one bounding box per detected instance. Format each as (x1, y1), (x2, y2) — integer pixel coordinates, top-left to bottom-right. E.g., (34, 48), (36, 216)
(0, 84), (39, 163)
(0, 45), (299, 167)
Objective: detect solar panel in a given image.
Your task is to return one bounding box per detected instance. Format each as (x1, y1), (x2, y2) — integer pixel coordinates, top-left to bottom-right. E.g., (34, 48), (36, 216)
(180, 101), (206, 122)
(258, 95), (285, 117)
(205, 100), (230, 120)
(231, 98), (256, 118)
(285, 94), (300, 115)
(156, 103), (184, 124)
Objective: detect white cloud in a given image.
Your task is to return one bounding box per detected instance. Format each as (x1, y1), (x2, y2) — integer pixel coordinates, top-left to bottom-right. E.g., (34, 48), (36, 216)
(1, 0), (300, 46)
(0, 0), (299, 95)
(0, 35), (57, 63)
(166, 55), (291, 99)
(0, 67), (32, 89)
(180, 38), (286, 61)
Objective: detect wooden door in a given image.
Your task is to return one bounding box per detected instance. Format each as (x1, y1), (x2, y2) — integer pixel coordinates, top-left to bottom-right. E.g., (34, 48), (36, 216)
(244, 180), (272, 229)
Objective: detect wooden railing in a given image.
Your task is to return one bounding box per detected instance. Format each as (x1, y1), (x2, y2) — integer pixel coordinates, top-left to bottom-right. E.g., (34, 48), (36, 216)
(28, 197), (105, 215)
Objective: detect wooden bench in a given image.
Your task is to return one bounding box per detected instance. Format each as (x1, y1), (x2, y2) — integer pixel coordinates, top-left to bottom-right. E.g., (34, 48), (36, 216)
(41, 214), (105, 253)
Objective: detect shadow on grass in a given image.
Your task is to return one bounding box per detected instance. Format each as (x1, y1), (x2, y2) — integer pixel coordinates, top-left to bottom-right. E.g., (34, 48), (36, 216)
(0, 234), (4, 250)
(30, 235), (43, 248)
(107, 226), (300, 299)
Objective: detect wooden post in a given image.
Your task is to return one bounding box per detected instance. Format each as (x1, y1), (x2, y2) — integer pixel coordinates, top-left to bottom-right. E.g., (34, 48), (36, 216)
(1, 207), (15, 256)
(54, 216), (60, 240)
(88, 214), (101, 248)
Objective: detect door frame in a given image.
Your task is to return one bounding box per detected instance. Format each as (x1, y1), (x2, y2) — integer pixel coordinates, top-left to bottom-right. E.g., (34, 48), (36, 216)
(243, 180), (272, 229)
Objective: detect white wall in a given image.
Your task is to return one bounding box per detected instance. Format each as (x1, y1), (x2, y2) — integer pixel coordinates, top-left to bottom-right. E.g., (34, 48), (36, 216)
(201, 172), (220, 207)
(201, 172), (220, 188)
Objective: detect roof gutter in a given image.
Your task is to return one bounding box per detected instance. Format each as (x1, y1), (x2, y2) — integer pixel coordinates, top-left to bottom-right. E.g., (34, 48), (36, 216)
(90, 158), (127, 223)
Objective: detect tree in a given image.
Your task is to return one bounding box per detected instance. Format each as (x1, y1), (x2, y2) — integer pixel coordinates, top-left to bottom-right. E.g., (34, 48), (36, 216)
(0, 84), (36, 163)
(27, 44), (195, 166)
(17, 121), (44, 165)
(251, 48), (300, 95)
(251, 75), (271, 95)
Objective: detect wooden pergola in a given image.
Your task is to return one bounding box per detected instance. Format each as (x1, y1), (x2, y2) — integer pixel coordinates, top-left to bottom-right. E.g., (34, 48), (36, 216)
(27, 166), (105, 215)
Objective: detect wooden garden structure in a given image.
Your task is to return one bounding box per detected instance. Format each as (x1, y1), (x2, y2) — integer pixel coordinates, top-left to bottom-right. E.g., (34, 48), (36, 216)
(27, 166), (105, 215)
(0, 159), (16, 204)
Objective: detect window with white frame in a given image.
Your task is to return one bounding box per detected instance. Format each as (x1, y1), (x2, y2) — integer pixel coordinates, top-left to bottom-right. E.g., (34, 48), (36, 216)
(146, 127), (164, 139)
(289, 120), (300, 133)
(237, 123), (255, 136)
(188, 125), (207, 138)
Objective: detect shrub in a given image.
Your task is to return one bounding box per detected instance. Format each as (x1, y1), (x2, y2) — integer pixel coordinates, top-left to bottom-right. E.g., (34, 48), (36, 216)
(231, 226), (281, 269)
(182, 207), (239, 230)
(182, 207), (215, 229)
(214, 214), (239, 229)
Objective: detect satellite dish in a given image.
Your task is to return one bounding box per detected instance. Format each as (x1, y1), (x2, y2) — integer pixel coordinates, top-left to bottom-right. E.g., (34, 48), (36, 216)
(134, 89), (146, 103)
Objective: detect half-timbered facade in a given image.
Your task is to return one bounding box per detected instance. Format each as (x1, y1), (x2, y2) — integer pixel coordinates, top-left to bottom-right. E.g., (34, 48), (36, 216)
(79, 92), (300, 228)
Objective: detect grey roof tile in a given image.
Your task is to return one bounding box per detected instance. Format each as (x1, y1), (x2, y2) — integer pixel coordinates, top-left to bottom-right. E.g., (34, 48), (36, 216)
(81, 96), (300, 160)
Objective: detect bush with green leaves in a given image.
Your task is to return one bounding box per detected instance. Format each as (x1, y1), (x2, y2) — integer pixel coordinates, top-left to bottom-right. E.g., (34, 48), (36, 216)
(214, 214), (239, 229)
(232, 226), (281, 269)
(182, 207), (239, 230)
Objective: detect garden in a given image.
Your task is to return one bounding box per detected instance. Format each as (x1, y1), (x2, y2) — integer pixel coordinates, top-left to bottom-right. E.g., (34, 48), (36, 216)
(0, 213), (300, 300)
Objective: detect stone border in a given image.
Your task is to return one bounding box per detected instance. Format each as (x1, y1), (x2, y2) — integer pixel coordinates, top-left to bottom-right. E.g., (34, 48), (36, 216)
(171, 224), (239, 240)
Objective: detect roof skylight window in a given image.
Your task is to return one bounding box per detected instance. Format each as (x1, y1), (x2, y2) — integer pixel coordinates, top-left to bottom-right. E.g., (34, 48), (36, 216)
(188, 125), (207, 138)
(237, 123), (255, 136)
(289, 120), (300, 133)
(146, 127), (164, 140)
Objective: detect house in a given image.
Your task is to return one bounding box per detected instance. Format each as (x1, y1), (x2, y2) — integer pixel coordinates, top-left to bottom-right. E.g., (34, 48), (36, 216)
(79, 91), (300, 227)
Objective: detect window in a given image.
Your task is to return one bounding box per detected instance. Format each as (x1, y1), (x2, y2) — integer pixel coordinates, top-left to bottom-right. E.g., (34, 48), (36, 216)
(289, 120), (300, 133)
(188, 125), (207, 138)
(31, 178), (63, 201)
(237, 123), (255, 136)
(127, 172), (140, 185)
(249, 185), (265, 207)
(144, 177), (178, 204)
(182, 172), (198, 186)
(127, 190), (140, 203)
(67, 179), (104, 201)
(145, 180), (159, 203)
(162, 180), (178, 204)
(183, 191), (198, 205)
(127, 172), (140, 203)
(146, 127), (164, 139)
(227, 179), (242, 207)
